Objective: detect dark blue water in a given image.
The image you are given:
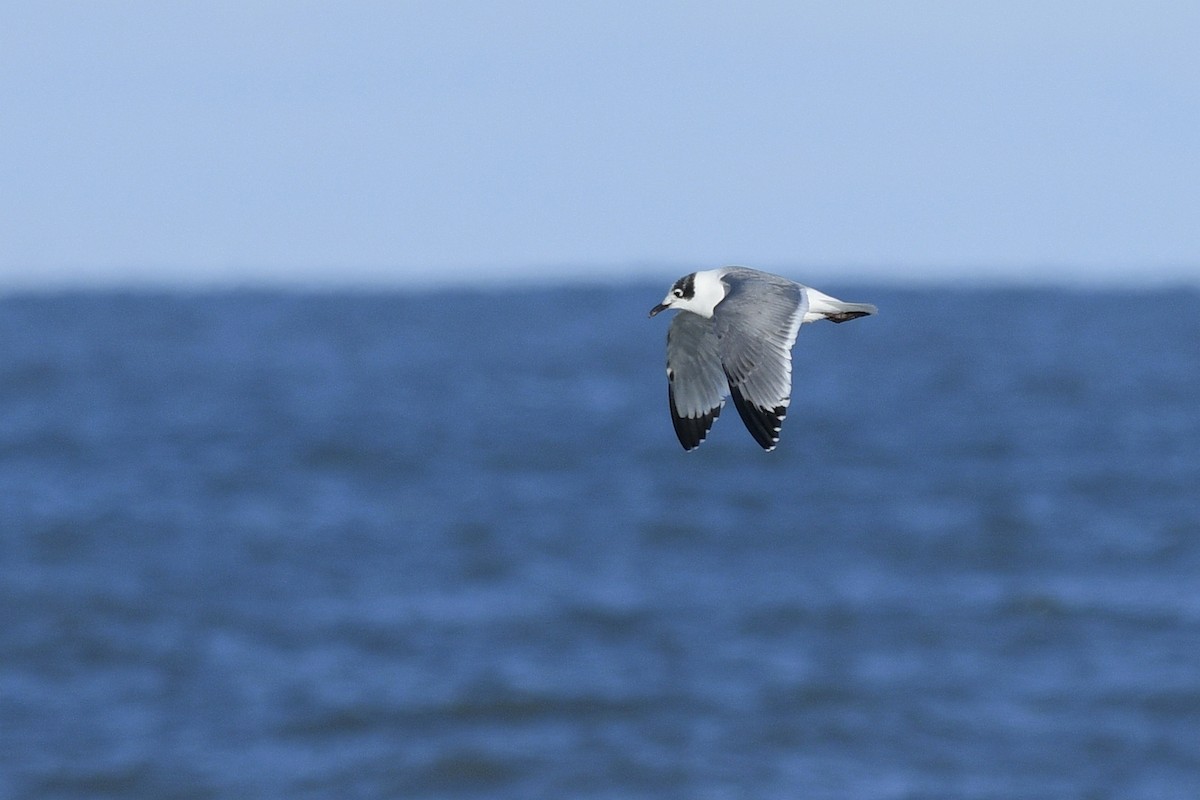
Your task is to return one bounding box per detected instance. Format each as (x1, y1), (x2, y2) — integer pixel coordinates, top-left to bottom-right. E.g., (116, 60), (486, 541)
(2, 284), (1199, 799)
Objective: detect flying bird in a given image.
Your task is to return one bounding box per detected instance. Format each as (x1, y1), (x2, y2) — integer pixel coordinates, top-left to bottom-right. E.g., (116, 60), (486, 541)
(649, 267), (876, 451)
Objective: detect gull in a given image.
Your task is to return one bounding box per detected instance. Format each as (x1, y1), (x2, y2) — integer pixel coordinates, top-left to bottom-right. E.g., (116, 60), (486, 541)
(648, 267), (876, 451)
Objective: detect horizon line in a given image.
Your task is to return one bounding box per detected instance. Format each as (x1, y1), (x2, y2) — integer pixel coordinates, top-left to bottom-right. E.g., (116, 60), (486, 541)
(2, 261), (1199, 296)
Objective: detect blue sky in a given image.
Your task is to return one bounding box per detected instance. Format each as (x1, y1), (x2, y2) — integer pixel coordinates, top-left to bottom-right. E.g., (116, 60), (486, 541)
(2, 1), (1197, 287)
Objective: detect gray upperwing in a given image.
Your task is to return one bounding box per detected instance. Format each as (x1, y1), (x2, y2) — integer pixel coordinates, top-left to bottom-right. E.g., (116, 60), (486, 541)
(712, 270), (808, 450)
(666, 310), (728, 450)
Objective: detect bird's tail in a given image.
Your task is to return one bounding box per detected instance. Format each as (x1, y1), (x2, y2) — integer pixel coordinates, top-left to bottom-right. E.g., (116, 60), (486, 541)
(804, 289), (878, 324)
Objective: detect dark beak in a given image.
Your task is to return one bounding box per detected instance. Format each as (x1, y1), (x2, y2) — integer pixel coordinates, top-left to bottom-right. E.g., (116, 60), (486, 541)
(648, 303), (669, 318)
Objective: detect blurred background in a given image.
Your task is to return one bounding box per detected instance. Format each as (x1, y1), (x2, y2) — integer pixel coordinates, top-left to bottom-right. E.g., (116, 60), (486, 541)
(2, 3), (1199, 799)
(2, 0), (1198, 288)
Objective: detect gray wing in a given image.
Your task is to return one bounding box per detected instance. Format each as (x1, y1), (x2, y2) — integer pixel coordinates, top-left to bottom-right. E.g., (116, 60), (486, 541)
(665, 311), (728, 451)
(713, 269), (809, 451)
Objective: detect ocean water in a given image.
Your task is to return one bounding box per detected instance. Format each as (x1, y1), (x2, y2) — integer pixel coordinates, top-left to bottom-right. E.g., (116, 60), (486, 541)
(1, 284), (1199, 799)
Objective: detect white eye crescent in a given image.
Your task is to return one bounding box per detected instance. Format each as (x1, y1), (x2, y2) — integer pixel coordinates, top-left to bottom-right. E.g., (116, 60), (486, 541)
(673, 288), (684, 297)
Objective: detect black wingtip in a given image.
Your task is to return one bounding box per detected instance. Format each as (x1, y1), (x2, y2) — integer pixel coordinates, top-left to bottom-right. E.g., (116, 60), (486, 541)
(728, 383), (787, 451)
(669, 384), (722, 451)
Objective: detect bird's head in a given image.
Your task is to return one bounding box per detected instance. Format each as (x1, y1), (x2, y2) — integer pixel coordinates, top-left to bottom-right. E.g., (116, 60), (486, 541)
(648, 270), (725, 319)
